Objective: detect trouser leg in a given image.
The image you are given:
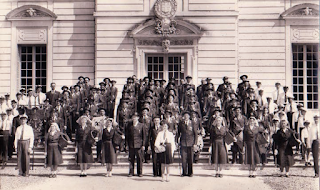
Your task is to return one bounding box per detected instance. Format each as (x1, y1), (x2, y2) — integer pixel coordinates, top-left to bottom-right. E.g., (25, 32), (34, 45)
(136, 148), (143, 175)
(181, 147), (187, 175)
(128, 148), (135, 175)
(187, 147), (193, 175)
(312, 140), (319, 175)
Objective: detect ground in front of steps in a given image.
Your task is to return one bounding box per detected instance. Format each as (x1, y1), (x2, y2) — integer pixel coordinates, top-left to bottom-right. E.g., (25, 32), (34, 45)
(0, 165), (318, 190)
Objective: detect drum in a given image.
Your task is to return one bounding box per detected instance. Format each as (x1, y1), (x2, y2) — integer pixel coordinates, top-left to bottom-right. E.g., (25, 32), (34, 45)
(58, 133), (70, 149)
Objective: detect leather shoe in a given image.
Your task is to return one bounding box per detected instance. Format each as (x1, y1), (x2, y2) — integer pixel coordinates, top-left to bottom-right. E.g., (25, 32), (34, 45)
(138, 174), (143, 177)
(128, 174), (133, 177)
(189, 174), (193, 177)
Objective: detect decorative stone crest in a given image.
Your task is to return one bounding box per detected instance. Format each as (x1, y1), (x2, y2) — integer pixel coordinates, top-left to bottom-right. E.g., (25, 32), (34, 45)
(154, 0), (177, 20)
(26, 8), (37, 17)
(288, 7), (318, 16)
(154, 0), (179, 37)
(291, 28), (319, 42)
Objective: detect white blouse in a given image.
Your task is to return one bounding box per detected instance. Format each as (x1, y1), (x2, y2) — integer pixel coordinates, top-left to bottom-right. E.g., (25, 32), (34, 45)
(155, 130), (176, 156)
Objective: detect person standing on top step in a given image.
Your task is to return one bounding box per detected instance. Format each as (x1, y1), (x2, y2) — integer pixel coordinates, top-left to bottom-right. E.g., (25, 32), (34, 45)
(14, 114), (34, 177)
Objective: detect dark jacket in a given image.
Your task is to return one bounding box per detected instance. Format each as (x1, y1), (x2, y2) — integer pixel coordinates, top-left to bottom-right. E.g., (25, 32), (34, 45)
(46, 90), (61, 107)
(126, 122), (146, 149)
(177, 120), (198, 147)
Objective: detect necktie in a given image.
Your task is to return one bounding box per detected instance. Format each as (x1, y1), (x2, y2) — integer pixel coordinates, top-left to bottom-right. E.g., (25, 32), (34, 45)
(1, 121), (3, 130)
(38, 94), (40, 106)
(29, 97), (32, 108)
(20, 125), (25, 140)
(284, 93), (287, 103)
(290, 104), (292, 112)
(277, 90), (279, 101)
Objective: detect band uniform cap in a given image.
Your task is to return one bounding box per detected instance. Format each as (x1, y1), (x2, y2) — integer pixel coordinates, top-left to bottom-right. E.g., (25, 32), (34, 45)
(107, 118), (114, 122)
(19, 114), (28, 119)
(99, 82), (106, 86)
(223, 76), (228, 80)
(0, 96), (4, 99)
(6, 108), (12, 112)
(20, 88), (26, 92)
(69, 86), (74, 90)
(103, 78), (110, 82)
(11, 100), (17, 103)
(206, 77), (212, 81)
(250, 99), (258, 104)
(213, 107), (222, 112)
(27, 88), (33, 93)
(314, 115), (320, 118)
(35, 85), (42, 90)
(278, 111), (286, 115)
(247, 88), (255, 93)
(74, 84), (80, 88)
(4, 93), (10, 96)
(240, 75), (248, 80)
(300, 107), (307, 112)
(297, 103), (304, 108)
(275, 82), (281, 85)
(111, 80), (116, 83)
(61, 86), (68, 90)
(78, 76), (85, 80)
(272, 116), (280, 121)
(256, 81), (261, 84)
(0, 112), (6, 115)
(16, 92), (22, 96)
(266, 97), (272, 99)
(304, 120), (311, 125)
(186, 75), (192, 79)
(283, 86), (289, 89)
(84, 77), (90, 81)
(98, 108), (106, 113)
(62, 90), (70, 95)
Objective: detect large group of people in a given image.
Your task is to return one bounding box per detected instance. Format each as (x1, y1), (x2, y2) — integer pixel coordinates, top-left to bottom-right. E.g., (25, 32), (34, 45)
(0, 74), (319, 181)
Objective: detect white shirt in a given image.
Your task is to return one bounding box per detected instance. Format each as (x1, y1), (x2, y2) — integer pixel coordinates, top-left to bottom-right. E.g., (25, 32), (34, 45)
(272, 88), (283, 103)
(35, 92), (46, 106)
(155, 129), (176, 156)
(301, 127), (312, 148)
(5, 100), (11, 108)
(0, 118), (12, 134)
(14, 124), (34, 149)
(26, 96), (37, 108)
(309, 122), (320, 141)
(16, 99), (27, 107)
(11, 108), (19, 117)
(263, 102), (278, 114)
(278, 91), (294, 106)
(0, 103), (8, 113)
(284, 102), (298, 113)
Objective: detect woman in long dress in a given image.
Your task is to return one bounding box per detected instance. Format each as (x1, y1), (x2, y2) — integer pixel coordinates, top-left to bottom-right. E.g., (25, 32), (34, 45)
(154, 122), (175, 182)
(102, 118), (124, 177)
(210, 116), (228, 177)
(274, 119), (300, 177)
(76, 116), (96, 177)
(46, 123), (63, 178)
(243, 116), (263, 178)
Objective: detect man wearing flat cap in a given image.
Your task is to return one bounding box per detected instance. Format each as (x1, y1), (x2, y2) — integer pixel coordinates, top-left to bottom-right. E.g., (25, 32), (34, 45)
(310, 115), (320, 177)
(241, 88), (256, 117)
(272, 82), (283, 104)
(230, 106), (246, 164)
(35, 85), (46, 107)
(16, 92), (26, 107)
(0, 96), (9, 114)
(4, 93), (11, 109)
(107, 80), (118, 118)
(26, 89), (37, 109)
(139, 107), (152, 163)
(46, 82), (61, 108)
(278, 86), (294, 106)
(15, 114), (34, 177)
(126, 113), (146, 177)
(236, 75), (251, 101)
(0, 112), (12, 168)
(217, 76), (233, 103)
(177, 111), (198, 177)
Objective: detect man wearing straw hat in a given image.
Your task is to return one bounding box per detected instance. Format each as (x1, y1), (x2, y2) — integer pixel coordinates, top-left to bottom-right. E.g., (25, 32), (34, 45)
(310, 115), (320, 177)
(14, 114), (34, 177)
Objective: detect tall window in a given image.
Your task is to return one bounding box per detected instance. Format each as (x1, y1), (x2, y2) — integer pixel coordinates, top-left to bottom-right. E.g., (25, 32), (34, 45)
(19, 45), (47, 93)
(147, 54), (186, 85)
(292, 44), (319, 109)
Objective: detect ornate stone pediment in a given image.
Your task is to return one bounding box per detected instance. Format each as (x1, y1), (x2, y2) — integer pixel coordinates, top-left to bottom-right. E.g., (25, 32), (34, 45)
(280, 3), (319, 19)
(6, 5), (57, 21)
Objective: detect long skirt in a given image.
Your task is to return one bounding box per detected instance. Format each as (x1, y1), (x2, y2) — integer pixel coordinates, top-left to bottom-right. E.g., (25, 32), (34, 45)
(278, 149), (295, 168)
(103, 141), (117, 164)
(17, 140), (30, 175)
(160, 143), (173, 164)
(244, 141), (260, 165)
(77, 140), (93, 164)
(211, 139), (227, 164)
(47, 143), (63, 167)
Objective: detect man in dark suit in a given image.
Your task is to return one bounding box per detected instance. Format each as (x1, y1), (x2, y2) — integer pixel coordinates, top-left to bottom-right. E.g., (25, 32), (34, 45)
(126, 113), (146, 177)
(149, 115), (162, 177)
(177, 111), (198, 177)
(107, 80), (118, 118)
(46, 82), (61, 107)
(11, 107), (25, 158)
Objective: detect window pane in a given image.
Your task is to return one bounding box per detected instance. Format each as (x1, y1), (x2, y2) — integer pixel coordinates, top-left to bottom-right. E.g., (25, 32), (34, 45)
(36, 47), (40, 53)
(159, 72), (163, 79)
(21, 62), (26, 69)
(159, 57), (163, 63)
(21, 79), (26, 85)
(298, 61), (303, 68)
(148, 57), (152, 63)
(36, 70), (40, 77)
(27, 62), (32, 69)
(42, 46), (46, 53)
(293, 70), (297, 76)
(154, 57), (158, 63)
(21, 47), (26, 53)
(168, 57), (173, 63)
(41, 79), (46, 85)
(41, 70), (46, 77)
(307, 102), (312, 109)
(27, 70), (32, 77)
(148, 65), (152, 71)
(36, 54), (40, 61)
(159, 64), (163, 71)
(42, 62), (46, 69)
(27, 47), (32, 53)
(42, 54), (46, 61)
(27, 79), (32, 85)
(314, 102), (318, 109)
(27, 54), (32, 61)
